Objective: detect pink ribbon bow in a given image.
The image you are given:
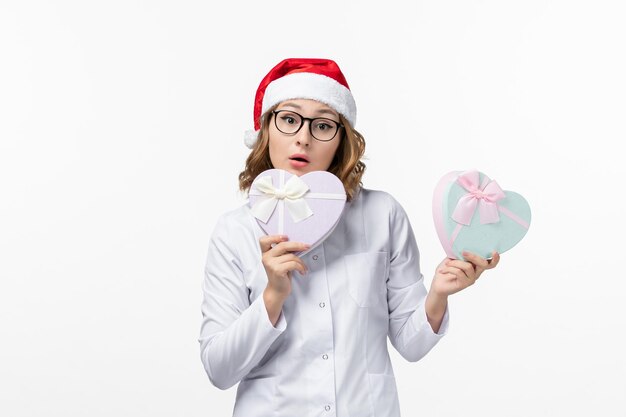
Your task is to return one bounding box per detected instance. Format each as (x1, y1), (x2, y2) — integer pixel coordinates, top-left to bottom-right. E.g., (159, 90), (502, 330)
(451, 171), (506, 225)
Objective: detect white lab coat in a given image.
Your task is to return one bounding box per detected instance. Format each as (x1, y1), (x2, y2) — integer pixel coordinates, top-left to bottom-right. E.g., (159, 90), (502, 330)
(199, 187), (449, 417)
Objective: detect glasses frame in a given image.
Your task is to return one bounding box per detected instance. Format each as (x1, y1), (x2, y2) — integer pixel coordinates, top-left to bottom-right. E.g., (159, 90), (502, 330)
(271, 110), (344, 142)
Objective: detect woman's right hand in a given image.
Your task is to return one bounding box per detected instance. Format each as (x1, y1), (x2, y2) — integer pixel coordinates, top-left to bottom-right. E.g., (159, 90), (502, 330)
(259, 235), (310, 299)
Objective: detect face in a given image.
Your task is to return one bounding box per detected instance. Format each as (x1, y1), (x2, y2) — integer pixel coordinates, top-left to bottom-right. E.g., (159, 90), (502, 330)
(268, 99), (342, 176)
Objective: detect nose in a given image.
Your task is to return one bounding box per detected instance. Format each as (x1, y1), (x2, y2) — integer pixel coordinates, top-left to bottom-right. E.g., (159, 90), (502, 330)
(295, 120), (313, 147)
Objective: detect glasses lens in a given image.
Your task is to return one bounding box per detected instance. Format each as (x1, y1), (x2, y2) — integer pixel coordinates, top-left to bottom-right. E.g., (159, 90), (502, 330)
(274, 111), (302, 134)
(311, 118), (339, 141)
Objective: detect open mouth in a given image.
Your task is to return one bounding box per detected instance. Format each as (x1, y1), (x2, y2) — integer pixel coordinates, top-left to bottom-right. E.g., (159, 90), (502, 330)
(289, 154), (310, 163)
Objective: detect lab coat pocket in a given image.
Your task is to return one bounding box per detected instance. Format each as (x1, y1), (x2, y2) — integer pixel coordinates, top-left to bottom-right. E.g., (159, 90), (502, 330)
(368, 373), (400, 415)
(345, 251), (388, 308)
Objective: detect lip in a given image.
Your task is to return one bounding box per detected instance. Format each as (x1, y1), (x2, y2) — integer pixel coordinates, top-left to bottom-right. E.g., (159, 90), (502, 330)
(289, 153), (310, 162)
(289, 153), (310, 169)
(289, 159), (309, 169)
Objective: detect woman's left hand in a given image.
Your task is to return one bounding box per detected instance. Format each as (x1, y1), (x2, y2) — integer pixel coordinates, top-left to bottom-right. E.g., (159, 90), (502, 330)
(430, 251), (501, 297)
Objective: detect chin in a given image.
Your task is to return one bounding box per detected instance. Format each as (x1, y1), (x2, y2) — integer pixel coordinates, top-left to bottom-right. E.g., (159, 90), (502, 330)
(282, 164), (315, 176)
(288, 167), (309, 176)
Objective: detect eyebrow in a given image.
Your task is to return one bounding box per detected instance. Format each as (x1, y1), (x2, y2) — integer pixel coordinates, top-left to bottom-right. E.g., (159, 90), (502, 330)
(279, 102), (339, 118)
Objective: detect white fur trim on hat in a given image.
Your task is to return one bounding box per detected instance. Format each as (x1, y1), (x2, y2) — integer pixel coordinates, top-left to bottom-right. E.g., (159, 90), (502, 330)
(262, 72), (357, 127)
(244, 129), (259, 149)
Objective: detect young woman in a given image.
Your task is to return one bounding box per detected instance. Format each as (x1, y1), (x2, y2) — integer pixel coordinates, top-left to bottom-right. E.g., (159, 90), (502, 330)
(199, 58), (499, 417)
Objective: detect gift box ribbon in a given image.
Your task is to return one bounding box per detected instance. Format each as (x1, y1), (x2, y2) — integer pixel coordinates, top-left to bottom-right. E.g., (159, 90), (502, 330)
(452, 171), (506, 225)
(249, 171), (345, 234)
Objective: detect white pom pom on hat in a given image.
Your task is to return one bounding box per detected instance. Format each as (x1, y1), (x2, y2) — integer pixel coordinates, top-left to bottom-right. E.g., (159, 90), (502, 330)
(243, 129), (259, 149)
(244, 58), (357, 149)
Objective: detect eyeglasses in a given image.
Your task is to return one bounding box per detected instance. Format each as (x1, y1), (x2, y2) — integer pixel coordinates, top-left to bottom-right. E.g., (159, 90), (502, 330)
(272, 110), (343, 142)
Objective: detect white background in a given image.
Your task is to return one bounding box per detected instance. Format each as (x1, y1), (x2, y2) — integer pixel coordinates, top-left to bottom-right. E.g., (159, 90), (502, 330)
(1, 1), (625, 416)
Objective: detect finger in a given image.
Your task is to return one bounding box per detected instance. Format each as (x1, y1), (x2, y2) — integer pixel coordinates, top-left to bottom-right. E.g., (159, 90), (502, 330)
(437, 271), (458, 280)
(259, 235), (288, 252)
(486, 252), (501, 269)
(439, 266), (470, 280)
(445, 260), (476, 279)
(462, 251), (489, 269)
(279, 260), (308, 276)
(437, 257), (455, 269)
(269, 241), (311, 257)
(276, 254), (308, 272)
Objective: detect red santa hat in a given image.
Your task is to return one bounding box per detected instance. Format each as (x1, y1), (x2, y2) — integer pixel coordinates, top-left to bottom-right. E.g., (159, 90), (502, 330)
(244, 58), (357, 148)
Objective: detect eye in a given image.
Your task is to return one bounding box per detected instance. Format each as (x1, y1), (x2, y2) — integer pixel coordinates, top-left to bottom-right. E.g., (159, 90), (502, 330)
(313, 120), (336, 131)
(277, 111), (300, 125)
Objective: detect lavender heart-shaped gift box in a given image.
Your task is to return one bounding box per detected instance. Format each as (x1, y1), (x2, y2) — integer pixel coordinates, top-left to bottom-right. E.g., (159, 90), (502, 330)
(248, 169), (346, 256)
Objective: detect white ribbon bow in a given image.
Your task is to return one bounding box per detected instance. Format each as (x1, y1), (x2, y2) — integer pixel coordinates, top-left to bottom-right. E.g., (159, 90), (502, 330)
(250, 175), (313, 223)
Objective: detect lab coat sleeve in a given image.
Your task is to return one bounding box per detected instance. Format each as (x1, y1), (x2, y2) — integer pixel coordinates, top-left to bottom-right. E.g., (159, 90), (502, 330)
(386, 197), (449, 362)
(198, 215), (287, 390)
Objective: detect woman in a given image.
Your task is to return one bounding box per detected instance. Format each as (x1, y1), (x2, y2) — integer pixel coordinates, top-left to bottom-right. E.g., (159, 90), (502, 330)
(199, 58), (499, 416)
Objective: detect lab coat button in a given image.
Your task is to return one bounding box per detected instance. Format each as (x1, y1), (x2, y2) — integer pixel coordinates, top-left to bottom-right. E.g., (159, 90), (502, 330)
(322, 354), (328, 360)
(313, 255), (319, 260)
(319, 302), (325, 308)
(325, 405), (331, 411)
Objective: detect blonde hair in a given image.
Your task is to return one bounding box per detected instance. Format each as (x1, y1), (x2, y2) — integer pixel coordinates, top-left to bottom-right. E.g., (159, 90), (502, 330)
(238, 108), (366, 202)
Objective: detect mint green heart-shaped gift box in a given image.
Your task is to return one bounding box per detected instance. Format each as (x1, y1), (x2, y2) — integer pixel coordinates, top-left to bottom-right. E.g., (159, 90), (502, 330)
(432, 170), (531, 260)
